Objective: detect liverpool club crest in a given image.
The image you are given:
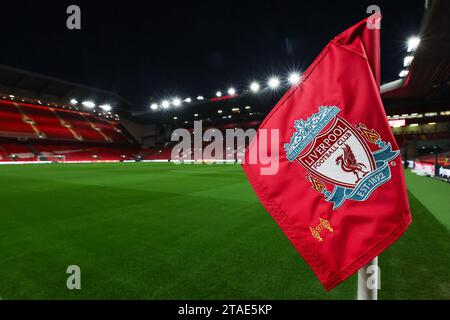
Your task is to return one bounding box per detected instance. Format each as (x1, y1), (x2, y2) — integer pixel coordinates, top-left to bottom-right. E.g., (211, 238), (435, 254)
(285, 106), (399, 210)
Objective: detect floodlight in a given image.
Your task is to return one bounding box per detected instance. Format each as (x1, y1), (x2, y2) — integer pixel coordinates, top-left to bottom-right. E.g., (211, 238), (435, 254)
(172, 98), (182, 107)
(403, 56), (414, 67)
(250, 82), (260, 93)
(268, 77), (280, 89)
(399, 70), (409, 78)
(82, 101), (95, 109)
(288, 73), (301, 85)
(161, 100), (170, 109)
(407, 36), (420, 52)
(99, 104), (112, 112)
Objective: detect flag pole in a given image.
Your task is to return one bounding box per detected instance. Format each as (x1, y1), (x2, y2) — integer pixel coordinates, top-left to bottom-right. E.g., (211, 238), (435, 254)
(357, 257), (379, 300)
(357, 12), (382, 301)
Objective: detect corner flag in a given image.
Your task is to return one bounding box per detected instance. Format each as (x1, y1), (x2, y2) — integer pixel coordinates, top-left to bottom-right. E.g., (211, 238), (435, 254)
(242, 13), (412, 290)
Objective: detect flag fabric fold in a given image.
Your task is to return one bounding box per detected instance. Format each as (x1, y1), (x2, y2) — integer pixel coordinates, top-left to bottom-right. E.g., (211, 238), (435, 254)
(242, 13), (412, 290)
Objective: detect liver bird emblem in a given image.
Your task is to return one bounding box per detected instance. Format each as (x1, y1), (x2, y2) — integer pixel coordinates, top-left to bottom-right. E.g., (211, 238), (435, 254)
(335, 144), (369, 184)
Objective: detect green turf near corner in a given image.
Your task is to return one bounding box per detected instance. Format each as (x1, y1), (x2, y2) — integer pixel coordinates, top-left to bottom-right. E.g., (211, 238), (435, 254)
(380, 192), (450, 299)
(0, 163), (448, 300)
(404, 170), (450, 230)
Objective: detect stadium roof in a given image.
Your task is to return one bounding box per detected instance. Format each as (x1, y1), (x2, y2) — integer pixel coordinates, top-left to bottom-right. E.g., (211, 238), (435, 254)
(381, 0), (450, 114)
(0, 64), (132, 110)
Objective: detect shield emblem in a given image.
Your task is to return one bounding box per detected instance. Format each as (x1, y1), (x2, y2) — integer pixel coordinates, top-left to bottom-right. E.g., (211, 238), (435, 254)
(297, 117), (376, 189)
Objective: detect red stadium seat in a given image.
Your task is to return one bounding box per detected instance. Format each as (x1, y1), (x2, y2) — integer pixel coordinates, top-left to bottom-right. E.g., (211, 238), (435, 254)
(0, 101), (36, 138)
(0, 143), (36, 161)
(0, 98), (138, 162)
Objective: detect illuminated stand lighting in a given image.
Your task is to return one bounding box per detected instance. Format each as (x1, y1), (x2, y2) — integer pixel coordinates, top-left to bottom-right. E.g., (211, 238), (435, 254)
(388, 119), (406, 128)
(228, 88), (236, 96)
(161, 100), (170, 109)
(288, 73), (301, 85)
(250, 82), (260, 93)
(399, 70), (409, 78)
(82, 101), (95, 109)
(70, 99), (78, 105)
(268, 77), (280, 89)
(398, 37), (419, 80)
(99, 104), (112, 112)
(150, 103), (158, 110)
(147, 70), (316, 109)
(407, 36), (420, 52)
(172, 98), (182, 107)
(403, 56), (414, 67)
(149, 70), (305, 109)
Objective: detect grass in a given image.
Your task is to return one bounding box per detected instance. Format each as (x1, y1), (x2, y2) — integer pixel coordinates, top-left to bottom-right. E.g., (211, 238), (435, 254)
(0, 163), (448, 300)
(404, 170), (450, 230)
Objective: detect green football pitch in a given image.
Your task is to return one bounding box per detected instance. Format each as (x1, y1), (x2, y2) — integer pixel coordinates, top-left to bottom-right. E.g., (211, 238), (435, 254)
(0, 163), (448, 300)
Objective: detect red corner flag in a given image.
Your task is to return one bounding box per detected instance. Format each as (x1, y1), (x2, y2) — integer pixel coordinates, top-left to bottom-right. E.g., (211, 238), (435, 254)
(242, 14), (412, 290)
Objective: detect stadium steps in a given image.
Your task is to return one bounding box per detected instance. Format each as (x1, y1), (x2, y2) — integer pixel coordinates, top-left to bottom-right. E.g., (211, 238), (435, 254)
(12, 103), (46, 139)
(18, 104), (81, 141)
(0, 101), (40, 139)
(78, 112), (112, 143)
(54, 109), (107, 142)
(83, 113), (133, 144)
(49, 108), (83, 141)
(90, 119), (129, 144)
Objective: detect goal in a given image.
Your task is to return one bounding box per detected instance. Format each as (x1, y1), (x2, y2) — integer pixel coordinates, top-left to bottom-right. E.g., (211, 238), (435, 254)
(37, 155), (66, 163)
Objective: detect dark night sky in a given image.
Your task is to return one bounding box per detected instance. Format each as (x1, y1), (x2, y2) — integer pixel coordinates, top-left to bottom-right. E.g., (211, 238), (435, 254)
(1, 0), (424, 110)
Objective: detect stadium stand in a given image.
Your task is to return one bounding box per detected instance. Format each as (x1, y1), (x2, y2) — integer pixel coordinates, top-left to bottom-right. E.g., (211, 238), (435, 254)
(0, 99), (132, 143)
(0, 143), (35, 161)
(0, 97), (140, 163)
(0, 0), (449, 167)
(0, 140), (141, 163)
(0, 101), (37, 138)
(416, 152), (450, 166)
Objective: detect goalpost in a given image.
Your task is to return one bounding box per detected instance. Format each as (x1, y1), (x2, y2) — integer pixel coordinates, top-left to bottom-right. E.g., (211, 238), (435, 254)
(37, 155), (66, 163)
